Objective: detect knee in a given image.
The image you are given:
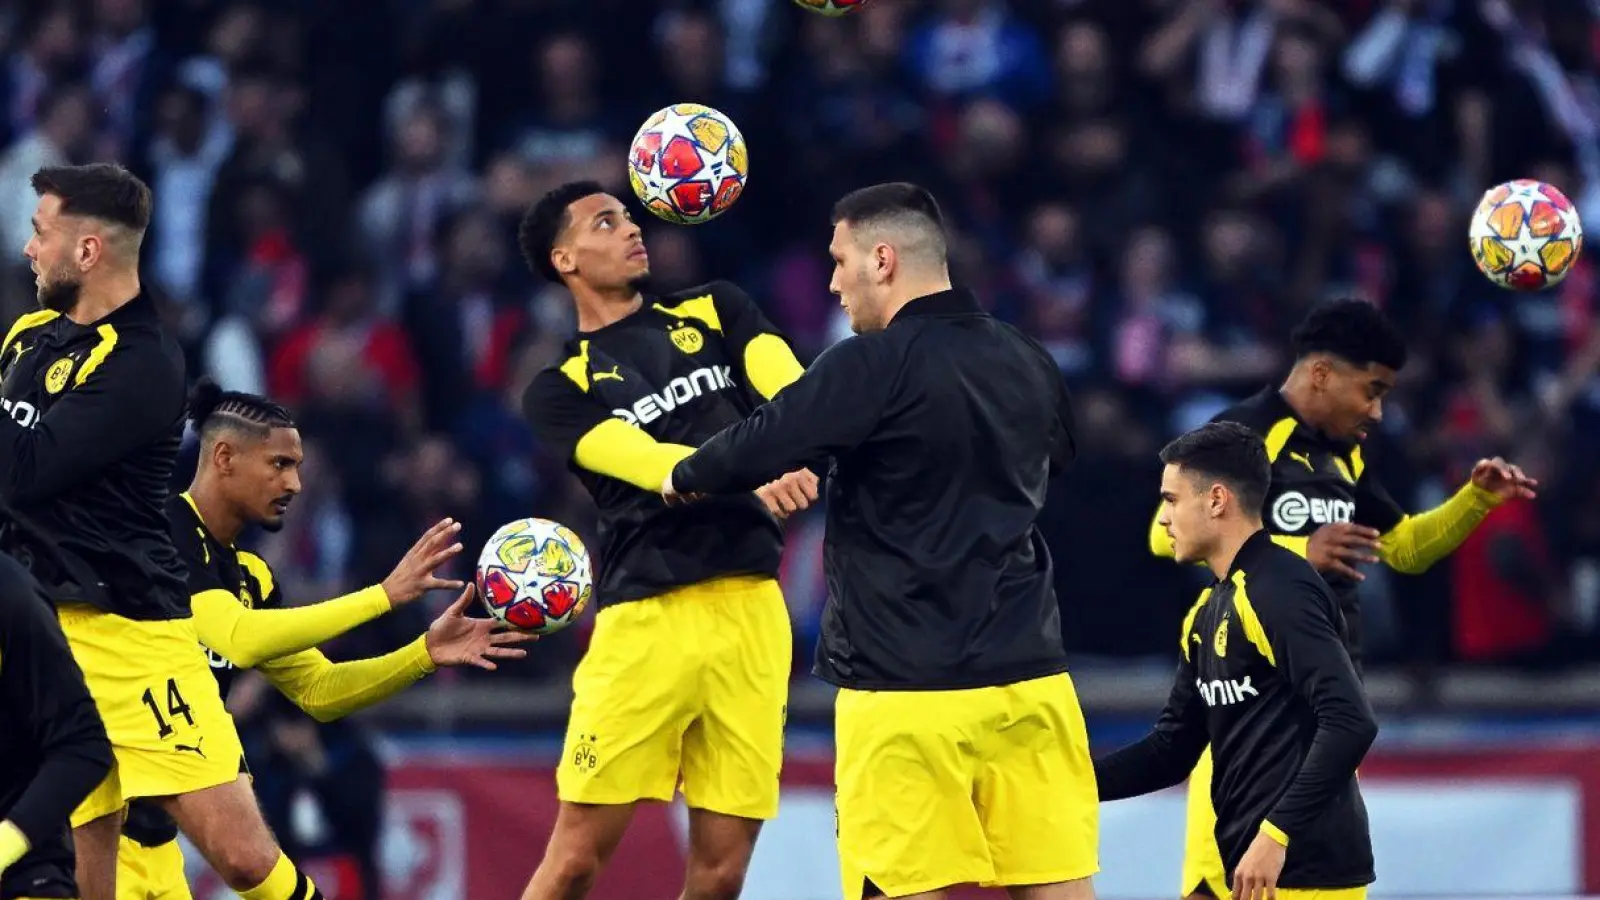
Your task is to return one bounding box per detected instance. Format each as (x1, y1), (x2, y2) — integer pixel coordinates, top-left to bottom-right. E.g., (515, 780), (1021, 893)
(211, 844), (283, 891)
(685, 856), (749, 900)
(542, 843), (604, 894)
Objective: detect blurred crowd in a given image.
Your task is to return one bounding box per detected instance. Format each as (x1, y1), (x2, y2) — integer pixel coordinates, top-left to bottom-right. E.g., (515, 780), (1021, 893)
(4, 0), (1600, 685)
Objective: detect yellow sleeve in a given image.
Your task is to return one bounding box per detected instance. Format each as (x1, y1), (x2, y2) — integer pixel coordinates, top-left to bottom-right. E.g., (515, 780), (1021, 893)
(1378, 482), (1499, 575)
(190, 586), (391, 669)
(572, 419), (696, 492)
(743, 333), (805, 401)
(255, 638), (435, 723)
(1270, 534), (1310, 558)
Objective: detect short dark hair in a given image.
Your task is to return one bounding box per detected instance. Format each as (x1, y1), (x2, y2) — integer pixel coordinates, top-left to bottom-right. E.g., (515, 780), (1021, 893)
(188, 377), (295, 444)
(831, 182), (945, 231)
(31, 164), (152, 233)
(1291, 299), (1407, 371)
(518, 180), (607, 284)
(1159, 421), (1271, 516)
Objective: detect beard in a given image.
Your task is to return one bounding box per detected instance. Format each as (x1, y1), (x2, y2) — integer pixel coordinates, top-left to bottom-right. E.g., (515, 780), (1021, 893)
(258, 515), (287, 534)
(37, 273), (82, 313)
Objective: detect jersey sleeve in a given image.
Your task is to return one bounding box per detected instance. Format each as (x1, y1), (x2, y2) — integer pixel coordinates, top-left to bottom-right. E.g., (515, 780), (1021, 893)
(522, 368), (698, 492)
(1253, 569), (1379, 843)
(0, 329), (184, 505)
(256, 638), (434, 723)
(671, 334), (898, 495)
(0, 578), (112, 846)
(709, 281), (805, 401)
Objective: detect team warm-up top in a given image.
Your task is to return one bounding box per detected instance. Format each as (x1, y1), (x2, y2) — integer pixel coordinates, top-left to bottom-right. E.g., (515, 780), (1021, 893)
(1096, 530), (1378, 890)
(523, 280), (804, 606)
(0, 553), (112, 899)
(0, 293), (188, 619)
(671, 288), (1076, 690)
(1151, 387), (1497, 670)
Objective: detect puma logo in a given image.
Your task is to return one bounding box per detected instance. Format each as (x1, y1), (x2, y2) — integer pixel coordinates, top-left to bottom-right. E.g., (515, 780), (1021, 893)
(593, 366), (624, 383)
(174, 738), (206, 759)
(1288, 451), (1315, 472)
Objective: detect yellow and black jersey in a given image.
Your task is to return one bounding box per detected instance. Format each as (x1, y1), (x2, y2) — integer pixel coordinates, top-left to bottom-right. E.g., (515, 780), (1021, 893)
(168, 492), (284, 701)
(522, 281), (804, 607)
(0, 293), (189, 620)
(1097, 531), (1377, 892)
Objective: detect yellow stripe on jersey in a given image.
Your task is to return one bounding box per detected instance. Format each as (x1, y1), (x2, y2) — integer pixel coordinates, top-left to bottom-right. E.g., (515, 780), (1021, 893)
(743, 333), (804, 401)
(652, 294), (721, 333)
(72, 325), (118, 387)
(573, 418), (696, 492)
(1231, 570), (1276, 666)
(1, 310), (59, 354)
(1262, 416), (1297, 462)
(238, 551), (275, 600)
(560, 339), (594, 392)
(1179, 587), (1213, 662)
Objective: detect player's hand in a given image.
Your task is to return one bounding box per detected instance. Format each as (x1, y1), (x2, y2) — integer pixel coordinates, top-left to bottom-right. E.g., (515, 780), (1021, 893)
(661, 473), (703, 507)
(425, 585), (537, 671)
(1469, 456), (1538, 504)
(1232, 829), (1288, 900)
(381, 518), (467, 608)
(1305, 522), (1383, 581)
(756, 468), (819, 519)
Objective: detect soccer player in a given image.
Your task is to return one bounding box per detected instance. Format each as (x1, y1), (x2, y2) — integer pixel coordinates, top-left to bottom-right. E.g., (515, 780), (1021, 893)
(666, 183), (1093, 900)
(0, 544), (113, 900)
(1148, 299), (1536, 900)
(1100, 422), (1379, 900)
(115, 378), (531, 900)
(515, 181), (812, 900)
(7, 163), (331, 900)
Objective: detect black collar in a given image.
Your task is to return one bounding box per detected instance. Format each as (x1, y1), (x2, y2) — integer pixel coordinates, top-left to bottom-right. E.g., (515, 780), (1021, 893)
(66, 290), (159, 331)
(889, 288), (983, 325)
(1224, 529), (1276, 582)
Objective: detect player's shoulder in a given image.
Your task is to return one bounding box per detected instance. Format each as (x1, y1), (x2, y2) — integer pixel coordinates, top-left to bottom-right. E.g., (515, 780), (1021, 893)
(236, 549), (281, 607)
(652, 280), (751, 330)
(1250, 540), (1337, 612)
(1207, 386), (1285, 434)
(1, 309), (62, 353)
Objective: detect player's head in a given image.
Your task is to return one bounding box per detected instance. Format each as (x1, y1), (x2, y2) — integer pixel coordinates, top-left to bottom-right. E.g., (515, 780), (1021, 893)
(1157, 422), (1270, 565)
(829, 182), (949, 334)
(188, 377), (301, 532)
(23, 164), (152, 313)
(519, 180), (649, 293)
(1289, 299), (1407, 443)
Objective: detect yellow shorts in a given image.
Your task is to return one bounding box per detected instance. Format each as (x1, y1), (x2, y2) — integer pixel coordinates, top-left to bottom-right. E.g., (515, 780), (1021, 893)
(1183, 746), (1228, 898)
(834, 672), (1099, 900)
(558, 576), (791, 819)
(57, 604), (243, 827)
(116, 836), (192, 900)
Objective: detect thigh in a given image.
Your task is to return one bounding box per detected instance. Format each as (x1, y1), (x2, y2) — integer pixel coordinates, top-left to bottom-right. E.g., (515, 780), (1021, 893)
(56, 607), (242, 806)
(558, 599), (701, 806)
(1182, 746), (1229, 900)
(834, 687), (993, 900)
(682, 578), (791, 821)
(974, 673), (1098, 887)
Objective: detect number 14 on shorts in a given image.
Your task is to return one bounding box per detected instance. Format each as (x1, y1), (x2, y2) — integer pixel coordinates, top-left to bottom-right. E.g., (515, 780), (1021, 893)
(140, 677), (196, 740)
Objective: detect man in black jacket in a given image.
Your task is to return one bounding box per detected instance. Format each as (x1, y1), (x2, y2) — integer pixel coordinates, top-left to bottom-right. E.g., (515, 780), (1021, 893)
(668, 183), (1092, 900)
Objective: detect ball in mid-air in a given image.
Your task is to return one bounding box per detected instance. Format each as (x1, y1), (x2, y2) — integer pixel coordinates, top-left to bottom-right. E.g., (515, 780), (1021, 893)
(1469, 179), (1584, 291)
(476, 518), (593, 635)
(791, 0), (874, 15)
(628, 103), (748, 225)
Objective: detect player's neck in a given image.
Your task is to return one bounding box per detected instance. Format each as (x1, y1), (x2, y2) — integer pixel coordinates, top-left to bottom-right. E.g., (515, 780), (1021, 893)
(1206, 520), (1264, 579)
(187, 482), (245, 546)
(883, 276), (954, 323)
(64, 270), (142, 326)
(569, 283), (644, 333)
(1278, 369), (1333, 434)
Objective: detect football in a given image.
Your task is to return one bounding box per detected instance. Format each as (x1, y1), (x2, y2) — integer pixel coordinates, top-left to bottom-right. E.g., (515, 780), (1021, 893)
(475, 518), (594, 635)
(628, 103), (748, 224)
(791, 0), (874, 14)
(1468, 179), (1584, 291)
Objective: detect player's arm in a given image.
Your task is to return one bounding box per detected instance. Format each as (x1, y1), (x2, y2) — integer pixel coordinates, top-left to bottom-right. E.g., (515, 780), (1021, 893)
(0, 331), (184, 504)
(1093, 592), (1211, 799)
(671, 336), (897, 495)
(190, 587), (392, 669)
(524, 368), (697, 492)
(1252, 569), (1379, 846)
(1360, 474), (1497, 575)
(708, 281), (806, 401)
(0, 585), (113, 871)
(256, 641), (434, 723)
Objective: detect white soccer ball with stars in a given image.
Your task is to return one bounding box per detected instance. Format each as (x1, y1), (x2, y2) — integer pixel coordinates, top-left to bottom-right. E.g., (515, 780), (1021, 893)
(627, 103), (749, 225)
(475, 518), (594, 635)
(1468, 178), (1584, 291)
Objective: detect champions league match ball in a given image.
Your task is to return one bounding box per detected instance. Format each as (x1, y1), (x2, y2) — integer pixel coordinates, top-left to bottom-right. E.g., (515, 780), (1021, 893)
(628, 103), (749, 225)
(791, 0), (874, 14)
(476, 518), (594, 635)
(1468, 179), (1584, 291)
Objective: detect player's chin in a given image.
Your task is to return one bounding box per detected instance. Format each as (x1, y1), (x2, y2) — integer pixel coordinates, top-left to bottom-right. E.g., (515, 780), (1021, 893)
(257, 513), (287, 533)
(625, 267), (652, 292)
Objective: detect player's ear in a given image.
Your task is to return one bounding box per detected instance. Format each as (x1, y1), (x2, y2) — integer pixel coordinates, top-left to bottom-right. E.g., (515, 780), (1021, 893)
(873, 243), (894, 282)
(551, 246), (575, 279)
(77, 232), (99, 271)
(1208, 483), (1228, 518)
(211, 439), (235, 475)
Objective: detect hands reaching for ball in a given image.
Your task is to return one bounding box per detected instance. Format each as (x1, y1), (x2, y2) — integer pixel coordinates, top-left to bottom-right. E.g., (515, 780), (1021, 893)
(381, 518), (467, 608)
(425, 584), (538, 671)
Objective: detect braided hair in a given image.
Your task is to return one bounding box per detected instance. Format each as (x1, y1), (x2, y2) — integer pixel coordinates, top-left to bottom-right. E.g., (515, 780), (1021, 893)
(187, 377), (295, 443)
